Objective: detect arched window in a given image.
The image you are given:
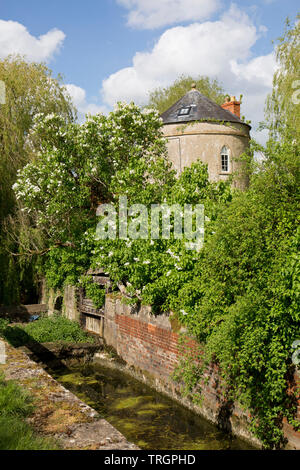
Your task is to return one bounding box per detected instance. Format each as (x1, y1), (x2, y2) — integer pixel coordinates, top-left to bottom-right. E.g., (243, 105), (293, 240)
(221, 146), (230, 172)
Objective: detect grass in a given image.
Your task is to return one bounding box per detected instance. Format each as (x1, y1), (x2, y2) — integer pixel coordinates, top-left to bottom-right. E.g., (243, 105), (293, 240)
(0, 373), (59, 450)
(0, 314), (94, 347)
(0, 376), (34, 416)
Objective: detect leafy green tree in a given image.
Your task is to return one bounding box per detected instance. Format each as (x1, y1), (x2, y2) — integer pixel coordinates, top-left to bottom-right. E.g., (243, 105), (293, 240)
(147, 75), (226, 114)
(265, 15), (300, 140)
(0, 56), (75, 223)
(13, 103), (176, 290)
(86, 160), (230, 312)
(0, 56), (75, 304)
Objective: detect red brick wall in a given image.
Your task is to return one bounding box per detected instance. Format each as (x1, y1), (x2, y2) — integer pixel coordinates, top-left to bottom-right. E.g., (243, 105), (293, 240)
(116, 314), (180, 376)
(103, 294), (300, 449)
(283, 372), (300, 449)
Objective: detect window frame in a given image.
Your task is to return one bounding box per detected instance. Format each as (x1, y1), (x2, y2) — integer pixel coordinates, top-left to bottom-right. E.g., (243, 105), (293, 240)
(220, 146), (230, 173)
(177, 106), (191, 117)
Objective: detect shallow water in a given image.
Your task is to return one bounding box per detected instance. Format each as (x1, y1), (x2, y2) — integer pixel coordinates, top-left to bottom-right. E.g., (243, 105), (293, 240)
(50, 363), (254, 450)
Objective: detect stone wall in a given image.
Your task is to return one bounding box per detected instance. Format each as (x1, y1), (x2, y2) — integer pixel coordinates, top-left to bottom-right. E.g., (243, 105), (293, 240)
(41, 281), (80, 322)
(162, 121), (250, 189)
(0, 340), (137, 450)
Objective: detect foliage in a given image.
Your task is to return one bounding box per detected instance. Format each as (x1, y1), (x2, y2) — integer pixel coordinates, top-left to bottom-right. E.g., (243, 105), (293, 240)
(173, 137), (300, 448)
(86, 160), (231, 313)
(0, 315), (94, 347)
(13, 102), (176, 295)
(0, 56), (75, 305)
(80, 276), (106, 309)
(265, 15), (300, 140)
(147, 74), (226, 114)
(0, 56), (75, 222)
(0, 416), (58, 450)
(0, 372), (33, 416)
(0, 319), (9, 333)
(0, 373), (58, 449)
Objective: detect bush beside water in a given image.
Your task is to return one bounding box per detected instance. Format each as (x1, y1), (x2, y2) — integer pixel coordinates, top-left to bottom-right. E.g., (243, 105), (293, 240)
(0, 314), (94, 347)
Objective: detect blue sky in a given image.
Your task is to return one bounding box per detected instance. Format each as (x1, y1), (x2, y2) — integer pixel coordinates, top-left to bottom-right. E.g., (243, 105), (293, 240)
(0, 0), (299, 142)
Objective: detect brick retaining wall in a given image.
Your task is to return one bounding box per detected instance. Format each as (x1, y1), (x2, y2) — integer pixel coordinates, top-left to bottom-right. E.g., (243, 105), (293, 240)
(41, 283), (299, 450)
(103, 293), (300, 450)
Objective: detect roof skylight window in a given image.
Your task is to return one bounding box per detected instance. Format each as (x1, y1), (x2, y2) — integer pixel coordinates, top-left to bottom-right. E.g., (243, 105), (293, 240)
(178, 106), (191, 116)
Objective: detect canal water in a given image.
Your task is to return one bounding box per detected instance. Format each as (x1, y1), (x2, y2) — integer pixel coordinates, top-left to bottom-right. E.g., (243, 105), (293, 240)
(50, 363), (254, 450)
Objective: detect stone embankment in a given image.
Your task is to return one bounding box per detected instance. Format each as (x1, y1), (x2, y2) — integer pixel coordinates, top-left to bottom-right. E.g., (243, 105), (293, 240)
(0, 340), (138, 450)
(19, 340), (103, 368)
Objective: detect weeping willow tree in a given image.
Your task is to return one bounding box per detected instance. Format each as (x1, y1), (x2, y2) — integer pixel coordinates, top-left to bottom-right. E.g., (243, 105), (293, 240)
(265, 15), (300, 140)
(0, 56), (75, 305)
(147, 75), (226, 114)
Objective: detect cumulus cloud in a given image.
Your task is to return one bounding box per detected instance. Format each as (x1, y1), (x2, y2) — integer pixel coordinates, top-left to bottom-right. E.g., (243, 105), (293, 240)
(117, 0), (221, 29)
(101, 5), (277, 143)
(0, 19), (65, 62)
(102, 6), (259, 106)
(65, 84), (108, 120)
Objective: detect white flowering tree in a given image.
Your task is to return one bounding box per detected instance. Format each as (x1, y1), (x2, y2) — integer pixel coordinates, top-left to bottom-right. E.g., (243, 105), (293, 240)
(15, 104), (175, 235)
(86, 160), (231, 312)
(14, 101), (230, 305)
(0, 56), (75, 304)
(13, 103), (177, 288)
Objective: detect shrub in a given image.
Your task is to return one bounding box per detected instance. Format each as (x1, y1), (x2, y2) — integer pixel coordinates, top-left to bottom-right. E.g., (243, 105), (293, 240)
(22, 314), (94, 344)
(0, 314), (94, 347)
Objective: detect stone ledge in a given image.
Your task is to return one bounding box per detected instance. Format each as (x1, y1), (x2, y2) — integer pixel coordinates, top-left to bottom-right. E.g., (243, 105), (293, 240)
(0, 341), (139, 450)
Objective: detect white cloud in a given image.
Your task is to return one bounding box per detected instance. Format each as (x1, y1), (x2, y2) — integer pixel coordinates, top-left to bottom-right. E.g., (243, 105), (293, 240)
(101, 5), (277, 144)
(117, 0), (221, 29)
(65, 84), (108, 120)
(231, 53), (275, 90)
(229, 52), (276, 131)
(0, 19), (65, 62)
(101, 6), (258, 105)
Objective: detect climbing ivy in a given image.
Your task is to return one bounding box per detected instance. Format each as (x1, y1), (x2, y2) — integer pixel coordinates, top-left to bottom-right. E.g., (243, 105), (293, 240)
(79, 275), (106, 309)
(172, 136), (300, 448)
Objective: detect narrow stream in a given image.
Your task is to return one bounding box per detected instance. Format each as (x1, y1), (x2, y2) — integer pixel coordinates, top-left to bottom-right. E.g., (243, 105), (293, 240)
(50, 363), (254, 450)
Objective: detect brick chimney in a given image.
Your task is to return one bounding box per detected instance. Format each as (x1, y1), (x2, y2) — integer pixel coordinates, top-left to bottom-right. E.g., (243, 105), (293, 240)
(221, 96), (241, 118)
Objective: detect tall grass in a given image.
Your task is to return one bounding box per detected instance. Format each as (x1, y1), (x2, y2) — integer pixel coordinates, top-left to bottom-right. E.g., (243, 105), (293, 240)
(0, 416), (58, 450)
(0, 374), (58, 450)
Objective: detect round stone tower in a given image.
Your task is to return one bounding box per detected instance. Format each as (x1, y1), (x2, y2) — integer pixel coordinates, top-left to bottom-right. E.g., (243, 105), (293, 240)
(161, 85), (251, 188)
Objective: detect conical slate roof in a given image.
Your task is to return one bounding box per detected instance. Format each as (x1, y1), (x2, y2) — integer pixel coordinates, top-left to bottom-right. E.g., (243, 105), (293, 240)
(161, 88), (249, 127)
